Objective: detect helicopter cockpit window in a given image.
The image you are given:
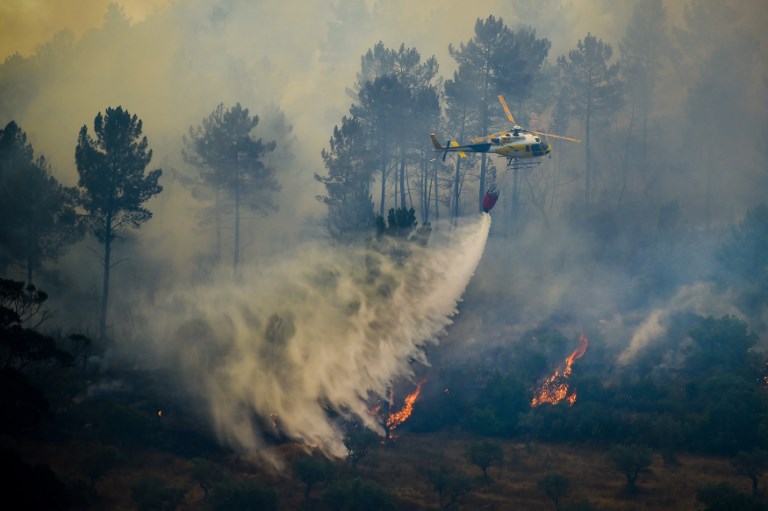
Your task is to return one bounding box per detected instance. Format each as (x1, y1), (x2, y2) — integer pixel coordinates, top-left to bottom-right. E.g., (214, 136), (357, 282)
(535, 137), (541, 142)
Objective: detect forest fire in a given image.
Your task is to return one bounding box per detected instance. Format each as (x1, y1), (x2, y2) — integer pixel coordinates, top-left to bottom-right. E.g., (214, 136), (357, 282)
(531, 333), (589, 407)
(385, 379), (426, 438)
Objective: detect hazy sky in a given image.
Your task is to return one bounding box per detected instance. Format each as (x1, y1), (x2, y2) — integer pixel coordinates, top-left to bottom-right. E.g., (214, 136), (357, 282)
(2, 0), (765, 62)
(0, 0), (633, 63)
(0, 0), (173, 60)
(0, 0), (639, 179)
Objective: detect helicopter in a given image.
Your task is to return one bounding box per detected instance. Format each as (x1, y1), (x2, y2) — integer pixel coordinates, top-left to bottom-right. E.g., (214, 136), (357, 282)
(430, 95), (580, 169)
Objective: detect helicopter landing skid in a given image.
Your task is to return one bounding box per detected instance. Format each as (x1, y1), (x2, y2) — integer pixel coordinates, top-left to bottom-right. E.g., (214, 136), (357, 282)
(505, 158), (543, 169)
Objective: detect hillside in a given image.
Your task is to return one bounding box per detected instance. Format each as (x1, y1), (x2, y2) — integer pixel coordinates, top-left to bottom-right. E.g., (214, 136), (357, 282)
(10, 429), (754, 510)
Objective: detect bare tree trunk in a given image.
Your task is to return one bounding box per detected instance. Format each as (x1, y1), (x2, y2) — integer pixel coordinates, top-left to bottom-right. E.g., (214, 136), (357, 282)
(453, 113), (467, 219)
(99, 215), (112, 341)
(233, 164), (241, 279)
(478, 65), (490, 213)
(452, 157), (462, 218)
(511, 161), (520, 234)
(214, 184), (221, 263)
(422, 154), (432, 224)
(405, 165), (413, 210)
(379, 160), (387, 218)
(26, 221), (33, 285)
(433, 162), (440, 223)
(400, 152), (406, 210)
(585, 68), (593, 206)
(393, 162), (398, 210)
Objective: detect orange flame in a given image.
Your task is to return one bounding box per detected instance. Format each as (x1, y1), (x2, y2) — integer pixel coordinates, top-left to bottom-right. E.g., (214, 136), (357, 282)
(386, 379), (426, 434)
(531, 333), (588, 407)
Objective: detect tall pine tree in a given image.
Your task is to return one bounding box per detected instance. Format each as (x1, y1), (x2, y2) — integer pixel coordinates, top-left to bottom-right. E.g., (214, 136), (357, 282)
(558, 34), (622, 205)
(449, 17), (550, 213)
(75, 106), (162, 340)
(315, 115), (375, 240)
(183, 103), (278, 277)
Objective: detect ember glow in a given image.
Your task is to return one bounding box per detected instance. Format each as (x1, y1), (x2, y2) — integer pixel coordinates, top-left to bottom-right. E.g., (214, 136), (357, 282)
(386, 379), (426, 435)
(531, 333), (589, 407)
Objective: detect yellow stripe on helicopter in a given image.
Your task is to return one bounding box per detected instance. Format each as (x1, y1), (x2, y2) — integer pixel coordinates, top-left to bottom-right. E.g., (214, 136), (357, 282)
(449, 141), (467, 158)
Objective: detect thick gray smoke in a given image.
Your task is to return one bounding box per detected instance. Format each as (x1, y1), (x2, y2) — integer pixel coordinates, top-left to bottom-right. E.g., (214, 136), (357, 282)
(148, 214), (490, 462)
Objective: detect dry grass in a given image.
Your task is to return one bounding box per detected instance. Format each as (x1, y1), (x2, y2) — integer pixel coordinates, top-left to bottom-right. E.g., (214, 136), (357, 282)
(10, 431), (754, 510)
(350, 432), (752, 510)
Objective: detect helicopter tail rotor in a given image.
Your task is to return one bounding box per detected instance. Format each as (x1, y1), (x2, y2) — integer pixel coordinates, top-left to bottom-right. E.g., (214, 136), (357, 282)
(430, 132), (467, 161)
(430, 132), (450, 161)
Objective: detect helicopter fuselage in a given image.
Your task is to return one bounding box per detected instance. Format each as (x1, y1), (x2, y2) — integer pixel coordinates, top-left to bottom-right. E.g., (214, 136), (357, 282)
(488, 132), (551, 159)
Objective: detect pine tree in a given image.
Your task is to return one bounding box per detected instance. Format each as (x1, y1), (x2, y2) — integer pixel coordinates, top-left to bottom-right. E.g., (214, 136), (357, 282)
(316, 115), (375, 239)
(558, 33), (622, 205)
(75, 106), (162, 340)
(448, 17), (550, 213)
(184, 103), (278, 276)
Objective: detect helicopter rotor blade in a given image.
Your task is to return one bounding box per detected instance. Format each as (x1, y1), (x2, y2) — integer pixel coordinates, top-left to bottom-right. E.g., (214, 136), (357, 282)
(497, 95), (516, 124)
(529, 129), (581, 143)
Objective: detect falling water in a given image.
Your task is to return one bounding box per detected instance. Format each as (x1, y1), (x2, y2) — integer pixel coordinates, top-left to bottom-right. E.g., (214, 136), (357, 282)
(151, 214), (491, 462)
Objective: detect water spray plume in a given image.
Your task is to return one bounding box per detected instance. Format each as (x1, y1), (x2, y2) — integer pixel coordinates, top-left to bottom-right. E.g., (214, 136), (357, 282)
(531, 333), (589, 407)
(150, 214), (491, 463)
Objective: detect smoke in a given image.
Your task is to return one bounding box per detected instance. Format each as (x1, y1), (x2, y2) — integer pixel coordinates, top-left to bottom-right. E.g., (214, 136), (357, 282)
(146, 214), (490, 462)
(616, 309), (665, 365)
(617, 282), (742, 365)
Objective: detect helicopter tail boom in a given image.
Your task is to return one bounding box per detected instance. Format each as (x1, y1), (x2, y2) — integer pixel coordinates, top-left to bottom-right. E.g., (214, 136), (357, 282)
(430, 132), (444, 151)
(430, 132), (468, 159)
